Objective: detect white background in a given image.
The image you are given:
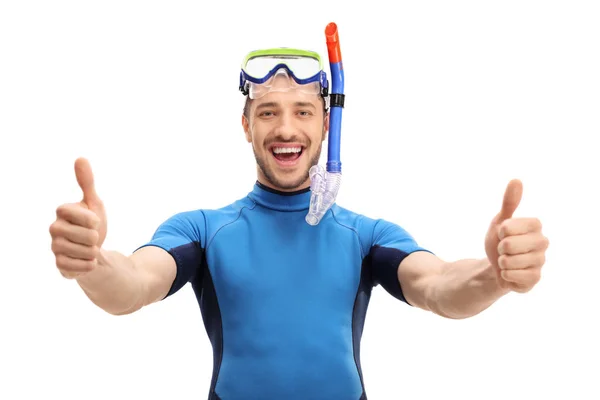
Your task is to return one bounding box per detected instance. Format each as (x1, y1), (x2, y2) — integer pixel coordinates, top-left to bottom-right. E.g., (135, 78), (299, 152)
(1, 1), (599, 399)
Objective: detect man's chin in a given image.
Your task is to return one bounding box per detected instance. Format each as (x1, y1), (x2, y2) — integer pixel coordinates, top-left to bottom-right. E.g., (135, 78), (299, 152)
(263, 166), (311, 191)
(268, 174), (310, 191)
(255, 149), (320, 192)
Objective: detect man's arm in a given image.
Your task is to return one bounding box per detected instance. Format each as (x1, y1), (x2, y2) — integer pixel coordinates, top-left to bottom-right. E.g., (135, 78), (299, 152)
(75, 246), (177, 316)
(398, 252), (509, 319)
(75, 209), (205, 315)
(50, 158), (203, 316)
(395, 179), (548, 319)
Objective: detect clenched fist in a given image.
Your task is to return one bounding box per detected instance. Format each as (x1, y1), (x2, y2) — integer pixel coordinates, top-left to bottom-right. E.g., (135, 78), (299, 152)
(49, 158), (107, 279)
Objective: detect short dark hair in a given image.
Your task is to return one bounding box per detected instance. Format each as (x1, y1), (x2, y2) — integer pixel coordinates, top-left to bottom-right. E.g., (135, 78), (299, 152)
(243, 96), (328, 120)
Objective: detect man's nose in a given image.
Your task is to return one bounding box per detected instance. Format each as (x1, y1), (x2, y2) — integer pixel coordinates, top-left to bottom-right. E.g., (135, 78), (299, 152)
(274, 111), (298, 138)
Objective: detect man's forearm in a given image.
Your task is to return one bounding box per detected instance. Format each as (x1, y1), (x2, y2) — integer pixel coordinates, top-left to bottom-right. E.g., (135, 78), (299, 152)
(75, 249), (146, 316)
(426, 258), (510, 319)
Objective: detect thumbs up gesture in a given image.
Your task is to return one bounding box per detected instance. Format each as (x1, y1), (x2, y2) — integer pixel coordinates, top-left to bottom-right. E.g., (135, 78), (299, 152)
(484, 179), (549, 293)
(49, 158), (108, 279)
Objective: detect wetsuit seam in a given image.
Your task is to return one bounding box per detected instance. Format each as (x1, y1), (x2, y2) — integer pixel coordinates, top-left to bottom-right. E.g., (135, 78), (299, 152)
(203, 203), (255, 398)
(205, 260), (223, 399)
(351, 265), (367, 398)
(330, 208), (366, 259)
(331, 207), (369, 398)
(205, 202), (256, 251)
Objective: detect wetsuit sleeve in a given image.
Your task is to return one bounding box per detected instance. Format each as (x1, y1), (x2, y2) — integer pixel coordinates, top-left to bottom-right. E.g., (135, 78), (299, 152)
(368, 218), (433, 304)
(135, 210), (206, 299)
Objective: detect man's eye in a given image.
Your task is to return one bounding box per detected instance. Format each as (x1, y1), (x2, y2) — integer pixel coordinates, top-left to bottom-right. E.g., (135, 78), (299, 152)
(298, 111), (312, 116)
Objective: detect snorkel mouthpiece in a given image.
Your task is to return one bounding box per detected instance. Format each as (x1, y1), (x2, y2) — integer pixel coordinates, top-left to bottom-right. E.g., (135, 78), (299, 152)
(306, 163), (343, 225)
(305, 22), (345, 226)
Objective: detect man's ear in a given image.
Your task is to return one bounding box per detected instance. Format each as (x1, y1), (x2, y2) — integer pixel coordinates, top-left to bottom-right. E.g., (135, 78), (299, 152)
(322, 112), (330, 141)
(242, 114), (252, 143)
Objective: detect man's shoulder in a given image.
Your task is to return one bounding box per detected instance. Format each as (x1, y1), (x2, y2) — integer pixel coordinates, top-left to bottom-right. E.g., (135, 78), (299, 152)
(330, 204), (379, 231)
(141, 192), (256, 252)
(328, 204), (383, 254)
(330, 204), (418, 245)
(201, 194), (255, 219)
(165, 193), (255, 242)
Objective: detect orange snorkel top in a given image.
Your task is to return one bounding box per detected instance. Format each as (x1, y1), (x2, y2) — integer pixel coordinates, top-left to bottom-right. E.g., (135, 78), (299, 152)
(325, 22), (342, 64)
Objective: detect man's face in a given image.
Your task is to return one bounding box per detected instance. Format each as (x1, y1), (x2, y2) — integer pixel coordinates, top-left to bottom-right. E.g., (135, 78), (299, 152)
(242, 76), (329, 192)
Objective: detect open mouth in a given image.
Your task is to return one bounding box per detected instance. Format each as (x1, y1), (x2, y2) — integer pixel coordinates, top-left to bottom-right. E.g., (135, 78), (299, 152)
(270, 145), (304, 165)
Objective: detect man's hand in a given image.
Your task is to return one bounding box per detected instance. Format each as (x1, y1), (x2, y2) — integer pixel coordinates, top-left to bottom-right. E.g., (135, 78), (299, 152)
(484, 179), (549, 293)
(49, 158), (108, 279)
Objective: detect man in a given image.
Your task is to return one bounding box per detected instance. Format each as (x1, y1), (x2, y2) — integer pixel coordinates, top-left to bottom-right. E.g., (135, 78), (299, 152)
(49, 47), (549, 400)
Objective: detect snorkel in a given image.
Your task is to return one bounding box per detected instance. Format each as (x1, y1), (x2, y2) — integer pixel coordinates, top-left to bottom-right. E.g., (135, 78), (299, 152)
(305, 22), (345, 225)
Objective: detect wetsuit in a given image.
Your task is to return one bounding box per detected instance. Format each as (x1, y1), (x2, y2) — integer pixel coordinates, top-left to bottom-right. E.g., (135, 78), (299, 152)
(137, 182), (432, 400)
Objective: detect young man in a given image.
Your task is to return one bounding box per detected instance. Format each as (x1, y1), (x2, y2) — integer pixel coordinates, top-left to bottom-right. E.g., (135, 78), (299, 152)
(49, 48), (549, 400)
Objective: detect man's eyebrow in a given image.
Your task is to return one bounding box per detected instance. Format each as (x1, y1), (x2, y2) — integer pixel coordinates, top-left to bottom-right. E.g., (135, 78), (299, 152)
(255, 101), (317, 110)
(294, 101), (316, 109)
(255, 102), (279, 110)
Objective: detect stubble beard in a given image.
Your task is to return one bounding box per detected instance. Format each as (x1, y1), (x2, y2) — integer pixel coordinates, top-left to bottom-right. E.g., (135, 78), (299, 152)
(253, 142), (322, 191)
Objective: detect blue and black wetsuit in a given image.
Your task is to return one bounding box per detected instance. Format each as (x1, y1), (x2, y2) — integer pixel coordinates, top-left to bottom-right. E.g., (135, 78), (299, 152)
(137, 182), (431, 400)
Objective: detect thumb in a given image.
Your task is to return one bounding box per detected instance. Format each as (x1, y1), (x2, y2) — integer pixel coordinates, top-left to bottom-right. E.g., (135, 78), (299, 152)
(74, 157), (101, 208)
(496, 179), (523, 222)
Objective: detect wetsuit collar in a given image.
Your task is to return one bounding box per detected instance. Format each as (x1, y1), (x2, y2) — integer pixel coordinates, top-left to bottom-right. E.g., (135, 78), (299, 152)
(248, 181), (312, 211)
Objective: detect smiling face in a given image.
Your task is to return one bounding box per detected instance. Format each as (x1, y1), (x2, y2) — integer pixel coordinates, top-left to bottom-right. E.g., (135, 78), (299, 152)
(242, 74), (329, 192)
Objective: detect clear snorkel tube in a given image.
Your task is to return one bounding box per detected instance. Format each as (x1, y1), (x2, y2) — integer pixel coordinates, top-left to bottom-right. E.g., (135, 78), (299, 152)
(305, 22), (345, 226)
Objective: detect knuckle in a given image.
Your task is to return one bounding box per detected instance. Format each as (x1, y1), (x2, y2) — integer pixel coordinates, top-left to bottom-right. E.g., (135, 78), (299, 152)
(55, 254), (68, 268)
(52, 236), (68, 254)
(538, 252), (546, 266)
(49, 221), (61, 237)
(55, 204), (66, 216)
(528, 218), (542, 232)
(50, 239), (60, 254)
(56, 203), (72, 218)
(530, 269), (542, 284)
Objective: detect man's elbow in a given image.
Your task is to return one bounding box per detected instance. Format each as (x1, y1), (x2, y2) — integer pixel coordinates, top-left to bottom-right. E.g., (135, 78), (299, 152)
(87, 297), (145, 316)
(106, 305), (143, 316)
(431, 308), (476, 320)
(427, 298), (494, 320)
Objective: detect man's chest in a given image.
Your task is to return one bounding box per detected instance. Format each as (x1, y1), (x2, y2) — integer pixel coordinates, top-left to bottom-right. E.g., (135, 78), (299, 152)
(203, 218), (365, 310)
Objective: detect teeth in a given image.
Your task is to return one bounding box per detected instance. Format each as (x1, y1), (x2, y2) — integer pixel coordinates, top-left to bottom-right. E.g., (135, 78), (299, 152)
(273, 147), (301, 154)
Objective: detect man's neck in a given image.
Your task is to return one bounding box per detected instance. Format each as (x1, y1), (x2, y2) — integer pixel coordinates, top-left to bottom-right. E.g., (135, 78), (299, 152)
(256, 177), (310, 194)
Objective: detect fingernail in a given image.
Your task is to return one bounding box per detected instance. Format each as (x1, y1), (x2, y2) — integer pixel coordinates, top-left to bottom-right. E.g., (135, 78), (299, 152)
(497, 226), (505, 240)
